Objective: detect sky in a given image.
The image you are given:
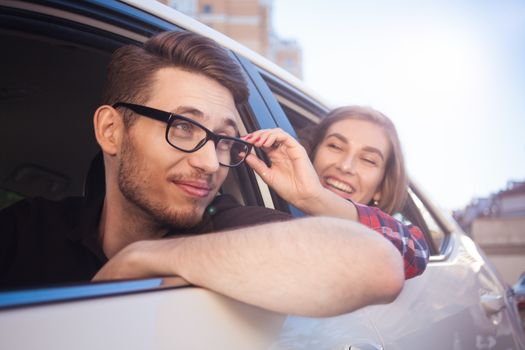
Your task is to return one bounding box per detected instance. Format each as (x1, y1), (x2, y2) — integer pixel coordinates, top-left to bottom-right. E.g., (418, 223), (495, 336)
(272, 0), (525, 211)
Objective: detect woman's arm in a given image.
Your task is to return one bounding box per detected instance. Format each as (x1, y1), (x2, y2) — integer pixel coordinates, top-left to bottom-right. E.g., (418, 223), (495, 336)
(243, 129), (359, 219)
(243, 128), (429, 278)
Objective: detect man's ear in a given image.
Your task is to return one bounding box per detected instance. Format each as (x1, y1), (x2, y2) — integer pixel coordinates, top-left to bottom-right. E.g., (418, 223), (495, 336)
(93, 105), (123, 156)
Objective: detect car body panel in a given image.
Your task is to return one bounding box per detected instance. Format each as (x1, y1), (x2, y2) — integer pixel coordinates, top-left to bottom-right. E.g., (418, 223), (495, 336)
(0, 285), (285, 350)
(513, 273), (525, 331)
(366, 233), (523, 349)
(272, 310), (383, 350)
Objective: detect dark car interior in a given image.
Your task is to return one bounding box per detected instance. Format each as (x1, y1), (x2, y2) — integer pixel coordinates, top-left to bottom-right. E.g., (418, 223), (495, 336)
(0, 10), (264, 210)
(1, 29), (106, 203)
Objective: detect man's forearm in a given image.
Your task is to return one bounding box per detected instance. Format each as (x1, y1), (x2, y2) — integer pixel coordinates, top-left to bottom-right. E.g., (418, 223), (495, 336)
(156, 217), (403, 316)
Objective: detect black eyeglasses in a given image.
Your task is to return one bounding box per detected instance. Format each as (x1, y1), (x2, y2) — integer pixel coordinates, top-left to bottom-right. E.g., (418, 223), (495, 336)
(113, 102), (252, 167)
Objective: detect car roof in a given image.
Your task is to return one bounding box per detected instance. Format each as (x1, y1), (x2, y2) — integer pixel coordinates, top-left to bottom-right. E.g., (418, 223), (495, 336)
(124, 0), (331, 109)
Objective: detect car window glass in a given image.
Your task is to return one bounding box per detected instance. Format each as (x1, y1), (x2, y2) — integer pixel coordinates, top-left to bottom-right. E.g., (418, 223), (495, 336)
(276, 96), (320, 131)
(259, 71), (327, 132)
(392, 190), (446, 255)
(393, 211), (413, 226)
(409, 188), (447, 253)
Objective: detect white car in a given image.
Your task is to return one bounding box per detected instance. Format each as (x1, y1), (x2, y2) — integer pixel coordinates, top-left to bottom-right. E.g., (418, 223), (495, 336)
(514, 272), (525, 330)
(0, 1), (523, 349)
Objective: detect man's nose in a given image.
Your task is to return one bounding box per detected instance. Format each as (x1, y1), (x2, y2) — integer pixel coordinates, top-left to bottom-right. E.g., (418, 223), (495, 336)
(187, 140), (221, 173)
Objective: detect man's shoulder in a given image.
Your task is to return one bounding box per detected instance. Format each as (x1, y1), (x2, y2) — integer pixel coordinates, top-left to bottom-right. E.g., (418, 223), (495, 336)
(204, 194), (292, 232)
(0, 196), (103, 288)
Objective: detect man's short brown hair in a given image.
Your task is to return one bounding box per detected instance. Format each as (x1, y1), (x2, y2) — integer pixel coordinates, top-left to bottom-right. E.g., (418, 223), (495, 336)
(102, 31), (249, 118)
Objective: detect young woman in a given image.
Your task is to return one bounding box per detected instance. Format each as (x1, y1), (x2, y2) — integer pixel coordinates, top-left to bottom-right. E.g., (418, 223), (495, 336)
(300, 106), (407, 214)
(242, 105), (429, 279)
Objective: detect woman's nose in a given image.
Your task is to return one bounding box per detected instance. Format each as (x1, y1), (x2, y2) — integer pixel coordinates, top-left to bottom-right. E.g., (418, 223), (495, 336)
(337, 155), (356, 174)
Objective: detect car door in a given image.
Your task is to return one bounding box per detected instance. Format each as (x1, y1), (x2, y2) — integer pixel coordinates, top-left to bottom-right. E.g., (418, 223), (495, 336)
(364, 185), (524, 349)
(0, 1), (287, 349)
(0, 278), (288, 349)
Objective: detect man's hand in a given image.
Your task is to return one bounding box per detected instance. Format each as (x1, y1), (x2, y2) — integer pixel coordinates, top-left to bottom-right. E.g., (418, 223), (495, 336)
(93, 240), (178, 281)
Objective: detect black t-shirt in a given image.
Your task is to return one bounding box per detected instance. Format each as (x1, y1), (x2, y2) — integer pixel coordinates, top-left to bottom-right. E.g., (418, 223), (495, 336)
(0, 194), (291, 289)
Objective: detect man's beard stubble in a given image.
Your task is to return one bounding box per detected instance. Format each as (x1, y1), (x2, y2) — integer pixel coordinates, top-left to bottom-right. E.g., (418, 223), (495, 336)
(117, 132), (205, 231)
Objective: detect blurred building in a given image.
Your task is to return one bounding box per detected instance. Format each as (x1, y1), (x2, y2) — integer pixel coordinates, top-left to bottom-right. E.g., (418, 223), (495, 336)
(454, 180), (525, 284)
(158, 0), (302, 78)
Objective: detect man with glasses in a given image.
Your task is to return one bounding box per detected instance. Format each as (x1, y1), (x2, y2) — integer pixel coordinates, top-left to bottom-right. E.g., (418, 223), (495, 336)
(111, 102), (252, 168)
(0, 31), (404, 317)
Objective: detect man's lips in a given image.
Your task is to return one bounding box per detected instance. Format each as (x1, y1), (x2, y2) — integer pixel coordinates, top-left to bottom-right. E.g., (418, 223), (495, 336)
(172, 180), (212, 198)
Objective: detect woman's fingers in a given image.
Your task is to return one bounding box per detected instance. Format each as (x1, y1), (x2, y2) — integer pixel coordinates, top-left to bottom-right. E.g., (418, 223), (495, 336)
(242, 128), (299, 150)
(243, 129), (322, 205)
(245, 154), (272, 181)
(242, 128), (309, 166)
(243, 130), (276, 148)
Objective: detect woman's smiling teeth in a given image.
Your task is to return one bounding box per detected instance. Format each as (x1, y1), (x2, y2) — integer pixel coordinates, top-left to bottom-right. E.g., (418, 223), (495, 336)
(325, 178), (354, 194)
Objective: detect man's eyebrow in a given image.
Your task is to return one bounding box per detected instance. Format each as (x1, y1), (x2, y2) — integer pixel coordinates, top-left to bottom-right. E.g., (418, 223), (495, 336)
(325, 133), (385, 160)
(173, 106), (239, 133)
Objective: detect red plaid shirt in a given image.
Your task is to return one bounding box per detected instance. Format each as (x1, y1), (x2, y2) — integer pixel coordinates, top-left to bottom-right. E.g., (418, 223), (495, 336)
(354, 202), (429, 279)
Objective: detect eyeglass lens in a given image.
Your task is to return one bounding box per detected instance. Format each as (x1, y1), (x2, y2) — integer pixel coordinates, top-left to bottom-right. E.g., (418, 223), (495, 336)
(167, 119), (249, 166)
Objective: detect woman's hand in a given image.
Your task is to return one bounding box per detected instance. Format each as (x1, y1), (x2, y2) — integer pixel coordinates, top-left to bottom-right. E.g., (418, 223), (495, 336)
(242, 128), (325, 208)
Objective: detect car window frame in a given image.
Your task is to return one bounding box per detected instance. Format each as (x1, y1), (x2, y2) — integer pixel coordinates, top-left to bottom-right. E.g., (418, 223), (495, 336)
(239, 65), (335, 214)
(0, 0), (286, 305)
(409, 182), (453, 261)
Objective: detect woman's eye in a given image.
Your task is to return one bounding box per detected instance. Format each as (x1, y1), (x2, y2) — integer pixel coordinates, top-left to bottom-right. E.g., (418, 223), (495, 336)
(362, 157), (377, 166)
(327, 143), (342, 151)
